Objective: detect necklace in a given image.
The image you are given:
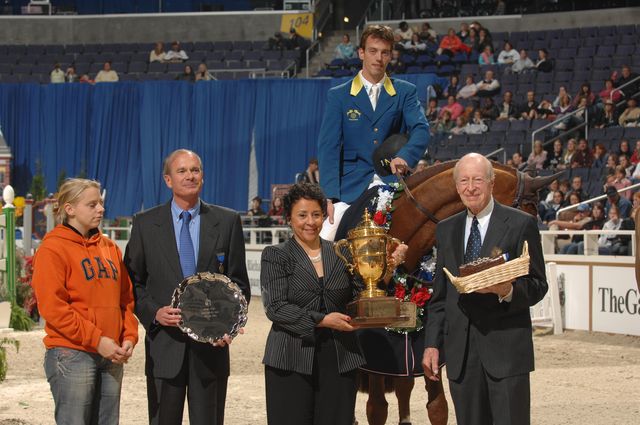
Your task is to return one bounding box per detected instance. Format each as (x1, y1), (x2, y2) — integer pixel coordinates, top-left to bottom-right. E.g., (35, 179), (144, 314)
(308, 253), (322, 263)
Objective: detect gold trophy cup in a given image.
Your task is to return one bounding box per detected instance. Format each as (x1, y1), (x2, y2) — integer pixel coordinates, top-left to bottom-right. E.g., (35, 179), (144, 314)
(334, 210), (413, 328)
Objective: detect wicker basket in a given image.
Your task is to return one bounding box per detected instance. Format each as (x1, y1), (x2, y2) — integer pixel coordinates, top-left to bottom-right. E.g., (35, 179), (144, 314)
(444, 242), (530, 294)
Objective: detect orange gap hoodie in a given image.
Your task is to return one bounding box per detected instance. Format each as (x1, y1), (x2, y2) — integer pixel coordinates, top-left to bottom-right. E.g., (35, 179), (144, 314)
(32, 224), (138, 352)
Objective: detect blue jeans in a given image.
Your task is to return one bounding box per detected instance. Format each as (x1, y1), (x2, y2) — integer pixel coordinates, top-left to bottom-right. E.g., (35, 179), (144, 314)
(44, 347), (123, 425)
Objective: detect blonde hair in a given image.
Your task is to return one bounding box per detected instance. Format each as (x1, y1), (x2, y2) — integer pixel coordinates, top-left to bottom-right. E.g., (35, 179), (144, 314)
(54, 178), (101, 223)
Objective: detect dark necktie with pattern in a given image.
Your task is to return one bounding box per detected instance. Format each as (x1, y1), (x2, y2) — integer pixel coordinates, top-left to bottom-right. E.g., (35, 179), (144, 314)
(464, 216), (482, 263)
(179, 211), (196, 278)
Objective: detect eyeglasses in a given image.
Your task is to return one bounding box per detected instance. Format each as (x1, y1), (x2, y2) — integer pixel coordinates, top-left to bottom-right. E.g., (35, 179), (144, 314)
(456, 177), (488, 187)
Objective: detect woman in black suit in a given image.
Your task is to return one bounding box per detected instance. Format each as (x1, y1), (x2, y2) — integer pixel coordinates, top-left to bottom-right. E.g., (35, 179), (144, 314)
(260, 183), (405, 425)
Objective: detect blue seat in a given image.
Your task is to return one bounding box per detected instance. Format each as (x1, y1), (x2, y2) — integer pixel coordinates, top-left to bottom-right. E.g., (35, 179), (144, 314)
(315, 69), (333, 77)
(557, 48), (576, 60)
(579, 27), (598, 38)
(596, 46), (615, 58)
(510, 120), (530, 131)
(423, 65), (438, 74)
(234, 41), (253, 51)
(616, 25), (636, 36)
(437, 64), (456, 76)
(213, 41), (233, 51)
(577, 47), (596, 58)
(574, 57), (592, 70)
(597, 26), (616, 38)
(416, 54), (433, 65)
(616, 45), (635, 56)
(226, 51), (244, 61)
(406, 65), (423, 74)
(489, 120), (509, 131)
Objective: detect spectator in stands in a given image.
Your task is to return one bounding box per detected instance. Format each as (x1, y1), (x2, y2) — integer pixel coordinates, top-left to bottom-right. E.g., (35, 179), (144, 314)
(592, 143), (609, 168)
(540, 190), (565, 224)
(480, 96), (499, 120)
(617, 139), (631, 158)
(571, 138), (593, 168)
(614, 65), (639, 100)
(387, 49), (407, 75)
(561, 138), (577, 170)
(604, 185), (633, 218)
(164, 41), (189, 63)
(593, 100), (619, 128)
(510, 49), (535, 74)
(619, 154), (634, 177)
(451, 116), (468, 135)
(195, 63), (214, 81)
(176, 64), (195, 82)
(540, 178), (559, 205)
(598, 204), (634, 255)
(536, 99), (555, 120)
(149, 42), (166, 63)
(65, 65), (78, 83)
(527, 140), (547, 170)
(478, 45), (495, 65)
(464, 110), (488, 134)
(50, 63), (65, 84)
(606, 153), (618, 176)
(79, 74), (94, 84)
(439, 95), (464, 120)
(566, 175), (585, 202)
(553, 94), (574, 130)
(497, 41), (519, 65)
(425, 98), (440, 124)
(519, 90), (538, 120)
(572, 83), (596, 108)
(288, 28), (310, 51)
(299, 158), (320, 184)
(633, 191), (640, 210)
(476, 28), (493, 54)
(403, 33), (427, 56)
(394, 21), (414, 42)
(457, 22), (470, 42)
(535, 48), (552, 73)
(545, 140), (564, 170)
(268, 196), (284, 219)
(495, 0), (507, 15)
(434, 110), (454, 134)
(561, 203), (607, 254)
(598, 79), (622, 105)
(475, 69), (500, 98)
(94, 61), (119, 83)
(630, 140), (640, 165)
(496, 90), (517, 121)
(618, 98), (640, 127)
(247, 196), (265, 216)
(415, 158), (429, 173)
(437, 28), (470, 56)
(268, 32), (287, 50)
(463, 27), (478, 53)
(552, 86), (571, 108)
(550, 203), (592, 252)
(511, 151), (526, 171)
(611, 165), (633, 200)
(456, 74), (478, 99)
(335, 34), (356, 59)
(443, 75), (461, 99)
(418, 22), (437, 43)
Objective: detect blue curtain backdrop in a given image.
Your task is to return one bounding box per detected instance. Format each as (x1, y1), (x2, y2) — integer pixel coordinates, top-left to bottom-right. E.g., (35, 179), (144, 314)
(0, 75), (445, 218)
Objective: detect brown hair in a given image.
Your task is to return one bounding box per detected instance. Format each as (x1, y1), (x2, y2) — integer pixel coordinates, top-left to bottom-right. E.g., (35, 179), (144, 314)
(54, 178), (102, 223)
(359, 24), (394, 50)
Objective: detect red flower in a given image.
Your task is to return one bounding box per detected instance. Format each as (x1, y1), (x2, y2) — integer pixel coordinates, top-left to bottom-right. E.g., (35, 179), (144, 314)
(373, 210), (387, 225)
(410, 287), (431, 307)
(394, 283), (406, 300)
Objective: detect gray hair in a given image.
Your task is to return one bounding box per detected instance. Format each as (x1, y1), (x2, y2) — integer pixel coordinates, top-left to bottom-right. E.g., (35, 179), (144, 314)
(453, 153), (495, 182)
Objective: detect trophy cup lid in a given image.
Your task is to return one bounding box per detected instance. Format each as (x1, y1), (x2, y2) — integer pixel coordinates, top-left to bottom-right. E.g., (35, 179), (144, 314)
(347, 210), (388, 239)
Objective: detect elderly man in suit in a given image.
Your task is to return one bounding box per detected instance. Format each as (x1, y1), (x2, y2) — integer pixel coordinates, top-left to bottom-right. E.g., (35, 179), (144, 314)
(125, 149), (250, 425)
(422, 153), (548, 425)
(317, 24), (429, 240)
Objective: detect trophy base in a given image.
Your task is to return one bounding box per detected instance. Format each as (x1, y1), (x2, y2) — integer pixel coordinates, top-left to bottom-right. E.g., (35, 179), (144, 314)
(347, 297), (409, 328)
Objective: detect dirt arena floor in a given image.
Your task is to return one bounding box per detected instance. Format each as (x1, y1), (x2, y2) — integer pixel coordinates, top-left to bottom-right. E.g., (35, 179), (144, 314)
(1, 299), (639, 425)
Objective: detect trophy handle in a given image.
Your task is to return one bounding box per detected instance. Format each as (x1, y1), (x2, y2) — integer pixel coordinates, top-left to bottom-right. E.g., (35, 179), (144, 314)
(386, 236), (402, 273)
(334, 239), (355, 274)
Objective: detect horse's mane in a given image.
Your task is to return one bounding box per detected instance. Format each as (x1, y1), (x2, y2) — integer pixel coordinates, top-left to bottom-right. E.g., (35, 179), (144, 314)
(405, 159), (517, 189)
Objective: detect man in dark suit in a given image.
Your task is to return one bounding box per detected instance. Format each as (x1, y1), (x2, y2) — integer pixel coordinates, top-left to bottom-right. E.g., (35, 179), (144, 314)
(422, 153), (548, 425)
(317, 24), (429, 240)
(124, 149), (250, 425)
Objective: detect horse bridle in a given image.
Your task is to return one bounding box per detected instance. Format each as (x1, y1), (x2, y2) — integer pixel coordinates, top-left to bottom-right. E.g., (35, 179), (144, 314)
(394, 169), (526, 225)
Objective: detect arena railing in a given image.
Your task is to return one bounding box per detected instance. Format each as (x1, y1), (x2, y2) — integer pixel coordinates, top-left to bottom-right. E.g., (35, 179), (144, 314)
(555, 182), (640, 220)
(533, 107), (588, 155)
(610, 75), (640, 106)
(484, 146), (507, 164)
(539, 229), (636, 257)
(355, 0), (384, 45)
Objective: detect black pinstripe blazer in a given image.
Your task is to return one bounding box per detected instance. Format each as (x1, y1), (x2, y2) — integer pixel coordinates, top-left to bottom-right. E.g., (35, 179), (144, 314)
(260, 237), (365, 375)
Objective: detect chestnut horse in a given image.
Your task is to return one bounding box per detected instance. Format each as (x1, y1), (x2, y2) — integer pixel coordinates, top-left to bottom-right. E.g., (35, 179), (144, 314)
(359, 160), (556, 425)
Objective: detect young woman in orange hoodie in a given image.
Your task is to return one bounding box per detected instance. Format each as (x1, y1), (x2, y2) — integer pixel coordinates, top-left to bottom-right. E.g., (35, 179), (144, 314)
(32, 178), (138, 425)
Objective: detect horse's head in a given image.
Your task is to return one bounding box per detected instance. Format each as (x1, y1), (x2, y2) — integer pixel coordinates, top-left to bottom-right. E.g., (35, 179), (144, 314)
(516, 170), (566, 217)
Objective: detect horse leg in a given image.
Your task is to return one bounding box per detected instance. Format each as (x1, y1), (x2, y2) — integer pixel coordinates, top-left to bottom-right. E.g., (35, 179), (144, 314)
(394, 377), (414, 424)
(424, 376), (448, 425)
(366, 374), (389, 425)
